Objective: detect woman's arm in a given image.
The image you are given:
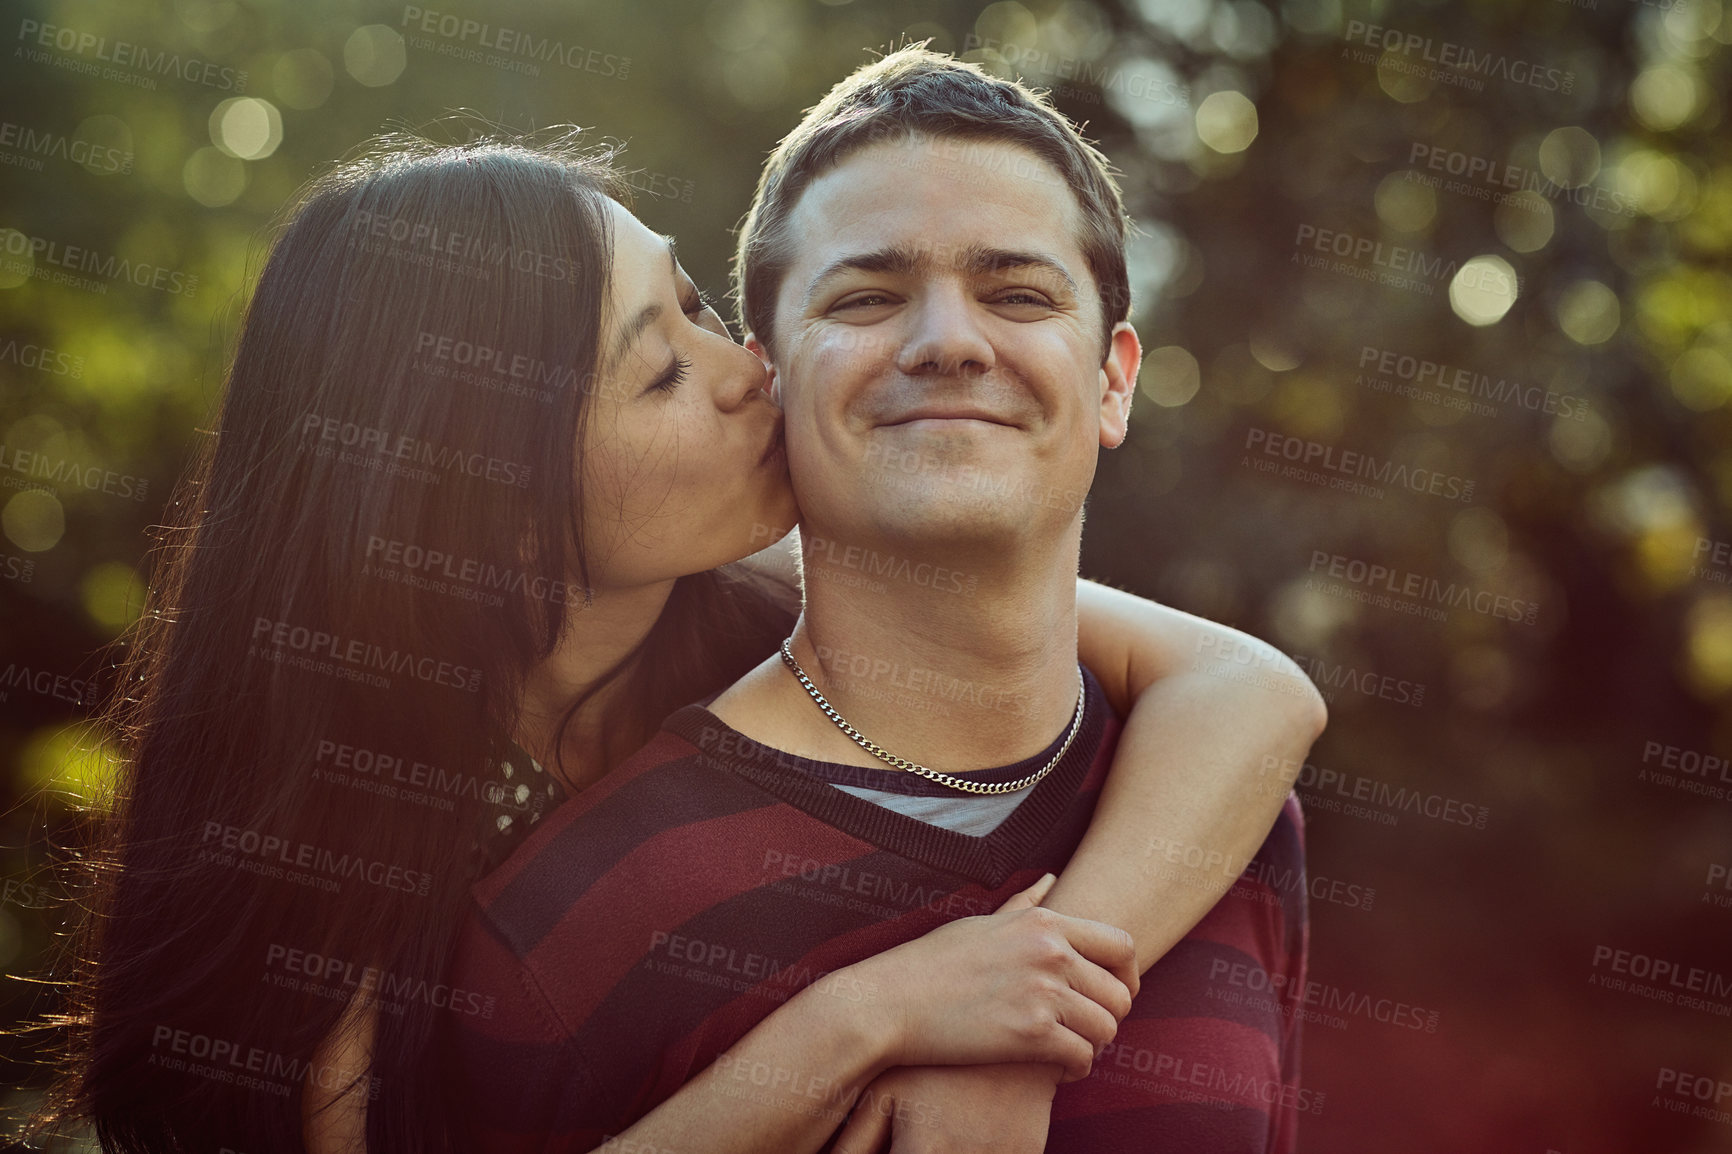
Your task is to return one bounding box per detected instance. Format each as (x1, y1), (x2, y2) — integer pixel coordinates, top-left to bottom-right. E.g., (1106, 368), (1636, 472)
(305, 876), (1138, 1154)
(1045, 578), (1327, 971)
(829, 580), (1328, 1154)
(588, 873), (1135, 1154)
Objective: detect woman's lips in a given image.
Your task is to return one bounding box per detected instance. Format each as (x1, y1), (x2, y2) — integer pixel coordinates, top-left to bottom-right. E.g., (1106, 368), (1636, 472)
(759, 424), (786, 467)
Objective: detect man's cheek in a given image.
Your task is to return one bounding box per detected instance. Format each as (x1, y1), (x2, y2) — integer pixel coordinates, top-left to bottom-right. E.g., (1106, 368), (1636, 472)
(784, 431), (832, 488)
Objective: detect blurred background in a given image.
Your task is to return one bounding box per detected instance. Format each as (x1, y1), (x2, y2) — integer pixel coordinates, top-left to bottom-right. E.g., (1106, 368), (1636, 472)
(1, 0), (1729, 1149)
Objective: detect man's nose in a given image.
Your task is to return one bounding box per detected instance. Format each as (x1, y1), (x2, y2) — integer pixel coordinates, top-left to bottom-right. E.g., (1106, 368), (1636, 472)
(895, 285), (994, 378)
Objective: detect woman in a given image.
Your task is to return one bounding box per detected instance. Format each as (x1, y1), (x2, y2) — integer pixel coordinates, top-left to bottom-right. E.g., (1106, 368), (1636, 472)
(32, 131), (1323, 1154)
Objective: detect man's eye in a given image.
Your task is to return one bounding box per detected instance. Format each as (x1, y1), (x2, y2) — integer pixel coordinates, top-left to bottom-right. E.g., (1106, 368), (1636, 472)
(836, 292), (894, 310)
(993, 290), (1051, 307)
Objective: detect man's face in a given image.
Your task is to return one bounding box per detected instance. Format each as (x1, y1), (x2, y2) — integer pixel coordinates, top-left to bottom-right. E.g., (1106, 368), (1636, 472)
(757, 134), (1138, 556)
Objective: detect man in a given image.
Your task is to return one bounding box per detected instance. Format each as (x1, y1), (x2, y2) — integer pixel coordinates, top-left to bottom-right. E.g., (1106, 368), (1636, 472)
(450, 48), (1309, 1152)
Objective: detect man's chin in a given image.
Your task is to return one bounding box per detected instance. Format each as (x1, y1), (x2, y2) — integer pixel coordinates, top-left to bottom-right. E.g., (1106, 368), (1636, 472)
(860, 483), (1035, 543)
(858, 430), (1020, 493)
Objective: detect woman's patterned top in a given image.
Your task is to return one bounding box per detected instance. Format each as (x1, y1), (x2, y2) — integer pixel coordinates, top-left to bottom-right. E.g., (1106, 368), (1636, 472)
(474, 740), (568, 875)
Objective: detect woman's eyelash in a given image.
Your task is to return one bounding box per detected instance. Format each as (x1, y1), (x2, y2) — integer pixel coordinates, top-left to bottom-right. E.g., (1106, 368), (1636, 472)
(682, 290), (714, 317)
(649, 355), (691, 394)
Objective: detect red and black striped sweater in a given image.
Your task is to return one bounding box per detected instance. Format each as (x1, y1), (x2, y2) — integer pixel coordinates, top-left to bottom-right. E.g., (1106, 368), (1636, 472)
(448, 669), (1310, 1152)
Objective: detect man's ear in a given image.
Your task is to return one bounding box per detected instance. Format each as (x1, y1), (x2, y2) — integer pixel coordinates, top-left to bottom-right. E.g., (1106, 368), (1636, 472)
(1098, 322), (1141, 449)
(744, 333), (781, 404)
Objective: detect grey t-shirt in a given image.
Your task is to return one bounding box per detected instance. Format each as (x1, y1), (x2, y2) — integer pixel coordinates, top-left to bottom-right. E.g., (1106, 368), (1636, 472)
(831, 782), (1033, 835)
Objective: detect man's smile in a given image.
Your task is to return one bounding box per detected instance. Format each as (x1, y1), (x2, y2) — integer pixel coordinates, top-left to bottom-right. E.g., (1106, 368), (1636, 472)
(880, 406), (1020, 429)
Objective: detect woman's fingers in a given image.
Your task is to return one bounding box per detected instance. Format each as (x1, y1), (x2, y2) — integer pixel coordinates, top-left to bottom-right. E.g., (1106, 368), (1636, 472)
(995, 882), (1139, 1000)
(1048, 913), (1139, 998)
(864, 881), (1143, 1076)
(1045, 1022), (1098, 1083)
(1061, 954), (1135, 1024)
(1052, 985), (1122, 1054)
(996, 872), (1057, 913)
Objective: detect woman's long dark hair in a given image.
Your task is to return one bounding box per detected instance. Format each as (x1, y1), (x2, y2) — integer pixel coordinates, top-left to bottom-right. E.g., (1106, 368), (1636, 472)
(29, 131), (792, 1153)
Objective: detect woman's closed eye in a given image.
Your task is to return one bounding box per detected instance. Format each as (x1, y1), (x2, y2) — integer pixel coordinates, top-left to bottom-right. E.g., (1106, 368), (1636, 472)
(646, 355), (691, 395)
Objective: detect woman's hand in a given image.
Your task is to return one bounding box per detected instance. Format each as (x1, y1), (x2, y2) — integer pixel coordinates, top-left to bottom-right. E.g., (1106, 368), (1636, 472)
(838, 873), (1137, 1084)
(584, 876), (1126, 1154)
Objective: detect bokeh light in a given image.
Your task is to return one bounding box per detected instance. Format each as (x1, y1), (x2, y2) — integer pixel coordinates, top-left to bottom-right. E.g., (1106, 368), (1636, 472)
(274, 49), (336, 110)
(16, 725), (117, 808)
(2, 489), (65, 552)
(1631, 63), (1703, 130)
(80, 561), (145, 635)
(1448, 255), (1520, 326)
(344, 25), (407, 88)
(1493, 190), (1555, 252)
(1194, 90), (1259, 153)
(1670, 345), (1732, 410)
(1138, 345), (1202, 407)
(71, 115), (132, 178)
(1557, 280), (1621, 345)
(1538, 126), (1601, 189)
(182, 146), (247, 208)
(1375, 171), (1437, 233)
(210, 98), (284, 161)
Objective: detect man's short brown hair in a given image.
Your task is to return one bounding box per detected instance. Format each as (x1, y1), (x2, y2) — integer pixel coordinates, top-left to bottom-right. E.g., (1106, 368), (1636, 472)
(733, 45), (1132, 360)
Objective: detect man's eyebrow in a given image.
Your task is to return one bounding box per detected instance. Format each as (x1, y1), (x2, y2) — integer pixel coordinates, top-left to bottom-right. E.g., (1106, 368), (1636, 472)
(960, 246), (1079, 295)
(803, 243), (1078, 307)
(604, 237), (680, 374)
(802, 245), (918, 306)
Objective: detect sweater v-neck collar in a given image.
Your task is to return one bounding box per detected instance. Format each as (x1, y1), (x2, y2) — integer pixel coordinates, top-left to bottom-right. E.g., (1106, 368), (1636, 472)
(659, 667), (1110, 889)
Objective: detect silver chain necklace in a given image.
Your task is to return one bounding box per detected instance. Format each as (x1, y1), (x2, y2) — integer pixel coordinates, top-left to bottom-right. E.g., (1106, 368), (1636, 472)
(778, 639), (1085, 796)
